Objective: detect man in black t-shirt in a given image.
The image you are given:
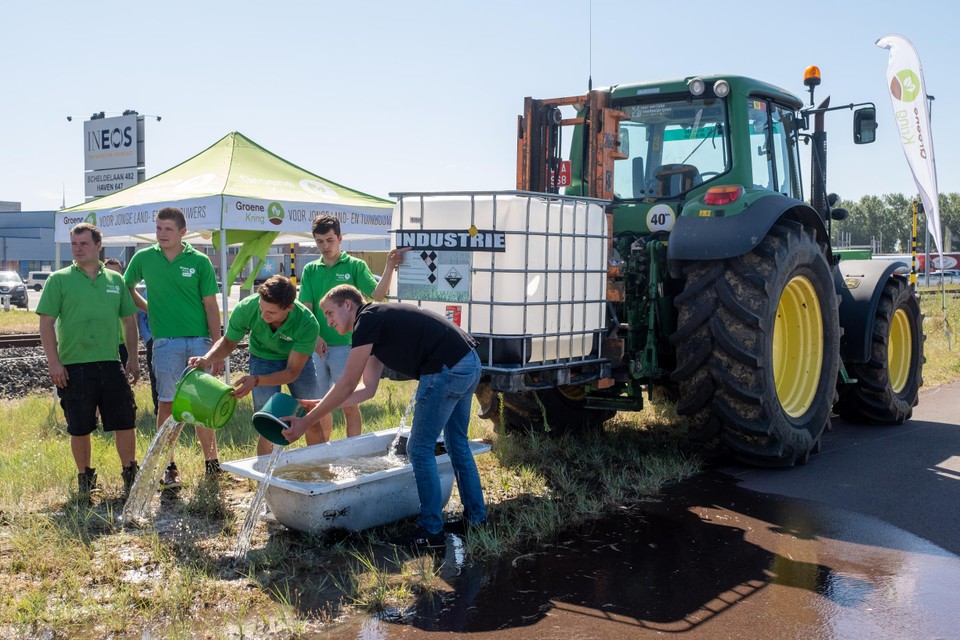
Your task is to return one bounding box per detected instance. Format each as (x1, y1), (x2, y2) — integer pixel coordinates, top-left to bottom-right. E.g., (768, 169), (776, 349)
(282, 284), (486, 549)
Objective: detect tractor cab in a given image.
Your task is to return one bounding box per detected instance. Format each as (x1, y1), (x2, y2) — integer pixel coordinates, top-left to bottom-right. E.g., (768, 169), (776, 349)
(518, 74), (875, 238)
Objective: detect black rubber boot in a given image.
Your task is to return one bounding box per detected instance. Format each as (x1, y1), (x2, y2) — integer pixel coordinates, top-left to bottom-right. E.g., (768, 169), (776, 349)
(121, 461), (139, 495)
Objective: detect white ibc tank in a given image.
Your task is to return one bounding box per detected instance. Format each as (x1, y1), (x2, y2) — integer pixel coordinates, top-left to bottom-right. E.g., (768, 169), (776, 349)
(390, 192), (607, 365)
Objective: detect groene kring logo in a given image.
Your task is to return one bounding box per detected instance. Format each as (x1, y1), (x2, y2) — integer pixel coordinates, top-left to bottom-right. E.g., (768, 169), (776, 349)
(267, 202), (285, 226)
(890, 69), (921, 102)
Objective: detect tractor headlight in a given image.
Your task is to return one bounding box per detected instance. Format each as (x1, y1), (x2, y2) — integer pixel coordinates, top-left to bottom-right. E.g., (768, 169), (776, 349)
(687, 77), (705, 96)
(713, 79), (730, 98)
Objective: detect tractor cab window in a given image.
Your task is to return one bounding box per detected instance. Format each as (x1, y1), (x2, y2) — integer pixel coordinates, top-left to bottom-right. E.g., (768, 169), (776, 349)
(613, 97), (729, 200)
(747, 99), (801, 198)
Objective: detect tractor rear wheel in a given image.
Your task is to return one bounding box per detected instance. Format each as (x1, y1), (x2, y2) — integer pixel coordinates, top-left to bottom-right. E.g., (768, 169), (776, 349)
(835, 277), (923, 424)
(671, 220), (840, 466)
(492, 386), (614, 435)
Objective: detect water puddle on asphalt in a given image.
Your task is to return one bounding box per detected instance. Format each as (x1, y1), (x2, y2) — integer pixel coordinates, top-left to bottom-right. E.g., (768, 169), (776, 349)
(326, 472), (959, 639)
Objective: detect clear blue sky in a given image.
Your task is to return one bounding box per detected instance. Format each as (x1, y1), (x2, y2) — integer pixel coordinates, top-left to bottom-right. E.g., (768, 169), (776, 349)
(2, 0), (957, 211)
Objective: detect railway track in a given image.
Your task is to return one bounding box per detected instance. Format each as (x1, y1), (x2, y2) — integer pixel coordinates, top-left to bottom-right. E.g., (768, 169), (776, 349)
(0, 336), (250, 400)
(0, 333), (42, 349)
(0, 334), (251, 351)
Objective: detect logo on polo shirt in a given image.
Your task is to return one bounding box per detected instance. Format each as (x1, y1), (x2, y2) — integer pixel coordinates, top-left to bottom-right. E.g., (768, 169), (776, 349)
(106, 284), (120, 294)
(336, 274), (351, 281)
(278, 333), (292, 341)
(180, 267), (196, 278)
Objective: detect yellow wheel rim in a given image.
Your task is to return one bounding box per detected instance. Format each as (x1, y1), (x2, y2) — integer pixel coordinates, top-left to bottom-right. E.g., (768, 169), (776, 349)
(773, 276), (824, 418)
(888, 308), (912, 393)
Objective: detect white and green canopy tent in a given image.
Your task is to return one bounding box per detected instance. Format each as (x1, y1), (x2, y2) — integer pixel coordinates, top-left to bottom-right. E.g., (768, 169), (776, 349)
(56, 131), (394, 292)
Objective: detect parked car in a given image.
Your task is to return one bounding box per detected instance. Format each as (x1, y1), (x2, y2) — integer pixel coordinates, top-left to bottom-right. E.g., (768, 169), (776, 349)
(926, 269), (960, 286)
(0, 271), (29, 309)
(26, 270), (52, 291)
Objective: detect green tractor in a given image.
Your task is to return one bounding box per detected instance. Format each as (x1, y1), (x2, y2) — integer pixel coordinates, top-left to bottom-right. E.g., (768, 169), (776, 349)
(499, 68), (924, 466)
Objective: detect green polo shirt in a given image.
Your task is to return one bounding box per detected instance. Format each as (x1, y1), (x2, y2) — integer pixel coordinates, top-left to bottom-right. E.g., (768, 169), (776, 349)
(124, 242), (219, 339)
(298, 252), (378, 346)
(226, 295), (319, 361)
(36, 263), (137, 365)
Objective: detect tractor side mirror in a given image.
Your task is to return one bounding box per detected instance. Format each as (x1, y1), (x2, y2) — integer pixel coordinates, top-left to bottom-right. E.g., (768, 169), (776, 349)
(854, 107), (877, 144)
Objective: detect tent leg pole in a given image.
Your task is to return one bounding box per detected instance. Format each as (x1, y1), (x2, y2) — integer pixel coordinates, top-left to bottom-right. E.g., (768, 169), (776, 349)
(220, 228), (230, 384)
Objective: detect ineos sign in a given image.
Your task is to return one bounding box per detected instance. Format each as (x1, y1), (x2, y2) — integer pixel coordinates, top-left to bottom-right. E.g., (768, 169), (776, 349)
(83, 114), (139, 171)
(89, 127), (133, 151)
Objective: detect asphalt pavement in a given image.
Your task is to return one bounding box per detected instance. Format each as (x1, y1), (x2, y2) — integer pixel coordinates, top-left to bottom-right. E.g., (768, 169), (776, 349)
(723, 380), (960, 555)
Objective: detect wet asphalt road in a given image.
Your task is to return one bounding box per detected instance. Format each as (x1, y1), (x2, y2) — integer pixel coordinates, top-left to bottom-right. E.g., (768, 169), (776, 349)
(726, 381), (960, 557)
(322, 380), (960, 639)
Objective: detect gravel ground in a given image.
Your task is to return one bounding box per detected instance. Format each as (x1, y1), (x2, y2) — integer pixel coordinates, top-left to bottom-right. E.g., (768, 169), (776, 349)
(0, 346), (250, 400)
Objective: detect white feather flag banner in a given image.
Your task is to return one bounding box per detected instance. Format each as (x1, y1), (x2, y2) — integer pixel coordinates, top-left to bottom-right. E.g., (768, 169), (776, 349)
(876, 34), (942, 255)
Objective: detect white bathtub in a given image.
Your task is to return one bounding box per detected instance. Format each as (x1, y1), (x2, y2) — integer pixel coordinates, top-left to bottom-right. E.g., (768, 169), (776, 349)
(221, 427), (491, 534)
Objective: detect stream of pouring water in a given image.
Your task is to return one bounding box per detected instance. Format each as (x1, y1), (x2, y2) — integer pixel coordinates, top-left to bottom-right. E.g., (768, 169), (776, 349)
(121, 416), (183, 526)
(388, 391), (417, 458)
(233, 444), (285, 561)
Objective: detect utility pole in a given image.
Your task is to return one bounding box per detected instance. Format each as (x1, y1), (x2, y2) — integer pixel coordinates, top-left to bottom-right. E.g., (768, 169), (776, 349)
(289, 243), (297, 286)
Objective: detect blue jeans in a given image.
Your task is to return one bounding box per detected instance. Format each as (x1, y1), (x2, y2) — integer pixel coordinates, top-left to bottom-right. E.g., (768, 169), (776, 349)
(249, 354), (320, 412)
(153, 336), (214, 402)
(313, 345), (351, 396)
(408, 349), (486, 534)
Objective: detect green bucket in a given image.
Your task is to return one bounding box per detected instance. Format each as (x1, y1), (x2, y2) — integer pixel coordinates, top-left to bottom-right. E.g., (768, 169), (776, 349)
(253, 392), (306, 446)
(172, 367), (237, 430)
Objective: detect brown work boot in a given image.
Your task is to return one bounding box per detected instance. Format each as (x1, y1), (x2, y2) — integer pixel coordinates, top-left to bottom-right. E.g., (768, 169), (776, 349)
(77, 467), (98, 502)
(160, 462), (182, 490)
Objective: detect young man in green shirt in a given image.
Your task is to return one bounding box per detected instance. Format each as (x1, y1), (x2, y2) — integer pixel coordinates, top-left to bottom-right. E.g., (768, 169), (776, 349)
(188, 275), (320, 455)
(298, 214), (406, 443)
(37, 223), (140, 501)
(125, 207), (222, 488)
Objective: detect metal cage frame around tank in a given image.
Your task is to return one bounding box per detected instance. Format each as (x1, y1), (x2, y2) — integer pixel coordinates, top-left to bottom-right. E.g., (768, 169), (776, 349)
(390, 190), (612, 391)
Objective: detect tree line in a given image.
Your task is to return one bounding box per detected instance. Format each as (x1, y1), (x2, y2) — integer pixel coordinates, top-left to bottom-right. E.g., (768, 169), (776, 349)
(832, 192), (960, 254)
